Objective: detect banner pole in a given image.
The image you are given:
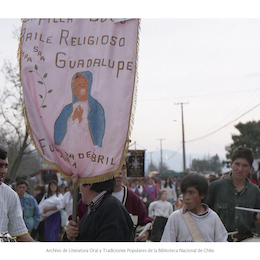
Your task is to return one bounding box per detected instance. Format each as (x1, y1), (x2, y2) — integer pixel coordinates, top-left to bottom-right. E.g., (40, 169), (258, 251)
(71, 184), (79, 242)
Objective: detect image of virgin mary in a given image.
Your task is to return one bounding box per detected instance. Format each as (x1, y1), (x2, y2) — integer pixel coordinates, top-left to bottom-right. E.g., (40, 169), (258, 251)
(54, 71), (105, 148)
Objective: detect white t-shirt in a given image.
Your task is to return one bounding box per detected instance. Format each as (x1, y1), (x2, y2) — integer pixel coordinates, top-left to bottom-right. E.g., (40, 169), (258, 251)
(148, 200), (173, 218)
(161, 207), (227, 242)
(112, 188), (124, 203)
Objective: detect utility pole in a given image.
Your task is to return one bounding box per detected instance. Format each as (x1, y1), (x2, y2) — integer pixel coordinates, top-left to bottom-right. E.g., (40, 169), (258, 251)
(157, 138), (165, 172)
(175, 102), (188, 172)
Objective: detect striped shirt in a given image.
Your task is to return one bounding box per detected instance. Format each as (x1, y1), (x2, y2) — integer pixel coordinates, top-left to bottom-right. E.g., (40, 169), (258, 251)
(0, 183), (28, 237)
(87, 190), (107, 215)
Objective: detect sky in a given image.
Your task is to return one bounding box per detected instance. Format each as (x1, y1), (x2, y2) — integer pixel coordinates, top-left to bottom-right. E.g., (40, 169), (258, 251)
(1, 2), (260, 171)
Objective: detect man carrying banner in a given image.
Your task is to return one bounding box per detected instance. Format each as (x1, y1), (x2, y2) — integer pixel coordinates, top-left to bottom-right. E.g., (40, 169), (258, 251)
(205, 146), (260, 241)
(0, 148), (35, 242)
(69, 161), (152, 242)
(62, 178), (134, 241)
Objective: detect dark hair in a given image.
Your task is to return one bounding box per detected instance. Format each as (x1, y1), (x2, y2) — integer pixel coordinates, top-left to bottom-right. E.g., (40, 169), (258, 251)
(89, 178), (116, 194)
(231, 146), (254, 166)
(0, 148), (7, 160)
(164, 177), (173, 188)
(180, 173), (208, 196)
(47, 180), (59, 197)
(16, 179), (28, 187)
(34, 184), (46, 194)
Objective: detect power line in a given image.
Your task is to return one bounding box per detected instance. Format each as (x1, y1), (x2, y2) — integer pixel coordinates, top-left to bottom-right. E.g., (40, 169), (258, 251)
(186, 102), (260, 143)
(166, 144), (183, 160)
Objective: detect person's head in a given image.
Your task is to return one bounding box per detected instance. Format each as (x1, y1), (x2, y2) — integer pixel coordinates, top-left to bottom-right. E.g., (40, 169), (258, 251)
(231, 146), (254, 181)
(115, 162), (127, 187)
(33, 184), (44, 196)
(158, 190), (167, 201)
(0, 148), (8, 185)
(164, 177), (172, 188)
(180, 173), (208, 212)
(16, 179), (28, 197)
(148, 178), (154, 185)
(4, 178), (11, 185)
(71, 72), (89, 101)
(209, 174), (218, 183)
(130, 179), (137, 189)
(181, 173), (208, 196)
(136, 179), (141, 186)
(47, 180), (59, 197)
(231, 146), (254, 166)
(91, 178), (116, 194)
(80, 178), (116, 205)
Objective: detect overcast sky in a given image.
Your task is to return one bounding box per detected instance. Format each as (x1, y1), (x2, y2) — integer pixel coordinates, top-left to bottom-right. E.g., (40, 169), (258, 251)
(132, 18), (260, 161)
(1, 2), (260, 166)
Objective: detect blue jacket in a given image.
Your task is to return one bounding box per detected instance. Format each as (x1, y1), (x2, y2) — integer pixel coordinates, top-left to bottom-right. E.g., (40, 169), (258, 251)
(20, 193), (41, 233)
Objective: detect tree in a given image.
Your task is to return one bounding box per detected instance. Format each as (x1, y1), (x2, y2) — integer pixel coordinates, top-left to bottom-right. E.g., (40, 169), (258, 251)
(225, 121), (260, 159)
(146, 160), (158, 174)
(0, 61), (42, 180)
(190, 154), (222, 173)
(209, 154), (222, 172)
(158, 161), (169, 173)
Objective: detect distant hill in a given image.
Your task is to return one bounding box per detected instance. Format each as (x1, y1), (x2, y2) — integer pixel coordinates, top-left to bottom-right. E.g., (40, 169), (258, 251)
(143, 149), (228, 174)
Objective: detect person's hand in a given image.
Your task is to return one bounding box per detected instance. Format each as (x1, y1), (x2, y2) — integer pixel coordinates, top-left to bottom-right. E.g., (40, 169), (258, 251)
(134, 230), (149, 242)
(72, 105), (83, 123)
(42, 207), (48, 214)
(256, 212), (260, 222)
(66, 217), (79, 240)
(41, 214), (47, 220)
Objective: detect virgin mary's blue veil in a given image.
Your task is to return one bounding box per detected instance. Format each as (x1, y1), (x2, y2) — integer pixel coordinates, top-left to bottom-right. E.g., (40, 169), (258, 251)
(54, 71), (105, 147)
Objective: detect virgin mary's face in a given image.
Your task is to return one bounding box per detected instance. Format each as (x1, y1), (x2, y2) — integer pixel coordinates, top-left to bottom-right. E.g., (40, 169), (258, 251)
(72, 77), (89, 101)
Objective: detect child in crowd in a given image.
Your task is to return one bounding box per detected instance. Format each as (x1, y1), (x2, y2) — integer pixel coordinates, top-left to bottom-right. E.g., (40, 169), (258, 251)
(148, 190), (173, 241)
(161, 173), (227, 242)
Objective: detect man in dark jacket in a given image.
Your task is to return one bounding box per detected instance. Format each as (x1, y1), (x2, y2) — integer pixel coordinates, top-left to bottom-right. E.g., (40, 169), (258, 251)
(62, 178), (134, 242)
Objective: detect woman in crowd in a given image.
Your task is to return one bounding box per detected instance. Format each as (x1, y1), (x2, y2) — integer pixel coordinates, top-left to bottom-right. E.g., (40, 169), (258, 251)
(162, 177), (177, 207)
(143, 177), (159, 202)
(148, 190), (173, 241)
(39, 180), (64, 242)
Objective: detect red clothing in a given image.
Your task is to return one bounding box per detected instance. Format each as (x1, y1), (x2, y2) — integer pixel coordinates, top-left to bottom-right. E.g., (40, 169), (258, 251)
(125, 187), (151, 226)
(76, 186), (151, 227)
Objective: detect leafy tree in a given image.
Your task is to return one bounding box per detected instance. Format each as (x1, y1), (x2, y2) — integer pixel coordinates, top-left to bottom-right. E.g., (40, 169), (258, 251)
(190, 154), (222, 173)
(225, 121), (260, 159)
(0, 61), (42, 180)
(209, 154), (222, 172)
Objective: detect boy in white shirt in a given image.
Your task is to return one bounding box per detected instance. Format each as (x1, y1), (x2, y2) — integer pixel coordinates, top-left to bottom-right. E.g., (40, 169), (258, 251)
(161, 173), (227, 242)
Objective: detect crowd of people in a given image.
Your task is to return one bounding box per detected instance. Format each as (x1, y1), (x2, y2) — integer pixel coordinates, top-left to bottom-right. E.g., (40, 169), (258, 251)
(2, 170), (74, 242)
(1, 146), (260, 242)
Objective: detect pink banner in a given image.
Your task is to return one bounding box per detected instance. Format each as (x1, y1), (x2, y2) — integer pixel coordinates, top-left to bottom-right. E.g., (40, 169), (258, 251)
(19, 18), (139, 184)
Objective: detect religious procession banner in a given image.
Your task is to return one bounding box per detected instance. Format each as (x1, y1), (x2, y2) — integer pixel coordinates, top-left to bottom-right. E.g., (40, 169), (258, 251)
(127, 150), (145, 178)
(19, 18), (140, 184)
